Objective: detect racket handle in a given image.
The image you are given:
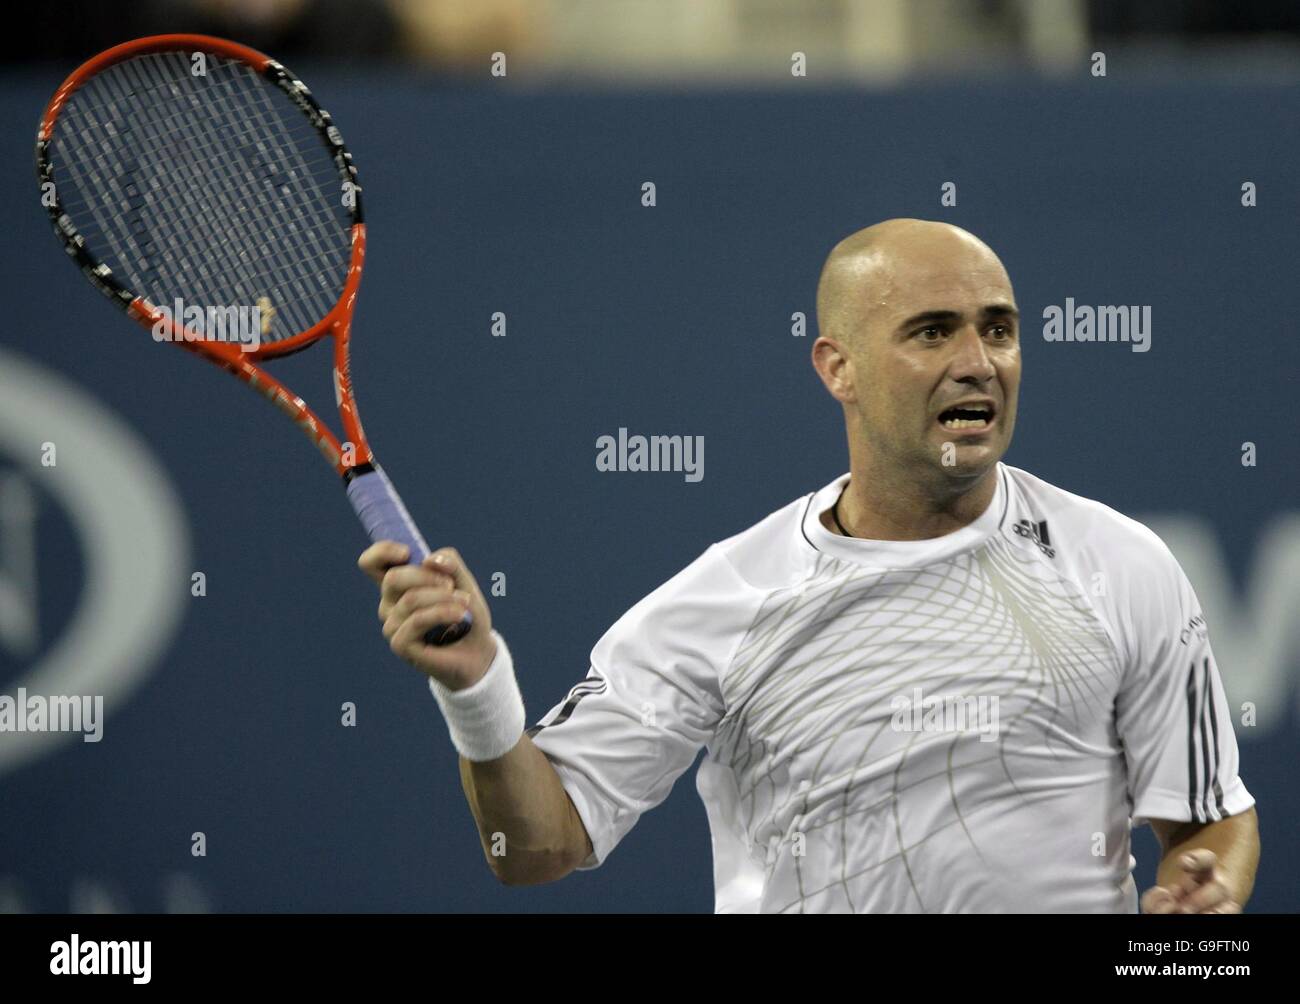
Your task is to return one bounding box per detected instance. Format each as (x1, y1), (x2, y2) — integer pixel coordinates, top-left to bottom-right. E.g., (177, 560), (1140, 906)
(345, 465), (473, 646)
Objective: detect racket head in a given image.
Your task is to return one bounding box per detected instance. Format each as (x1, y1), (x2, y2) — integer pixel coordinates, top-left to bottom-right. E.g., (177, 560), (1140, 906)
(39, 36), (471, 648)
(36, 33), (364, 363)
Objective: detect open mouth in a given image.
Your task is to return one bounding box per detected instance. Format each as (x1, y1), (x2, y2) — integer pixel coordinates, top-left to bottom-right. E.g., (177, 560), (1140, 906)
(937, 401), (996, 431)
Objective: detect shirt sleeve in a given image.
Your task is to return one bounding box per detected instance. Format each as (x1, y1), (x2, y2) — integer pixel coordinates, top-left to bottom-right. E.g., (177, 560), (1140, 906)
(1113, 530), (1255, 828)
(527, 545), (746, 869)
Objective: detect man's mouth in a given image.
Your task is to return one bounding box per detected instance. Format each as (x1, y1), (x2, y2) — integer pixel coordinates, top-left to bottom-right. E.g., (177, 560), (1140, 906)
(937, 400), (997, 431)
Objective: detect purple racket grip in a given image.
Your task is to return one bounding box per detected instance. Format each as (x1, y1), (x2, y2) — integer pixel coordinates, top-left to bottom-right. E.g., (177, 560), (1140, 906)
(346, 465), (472, 646)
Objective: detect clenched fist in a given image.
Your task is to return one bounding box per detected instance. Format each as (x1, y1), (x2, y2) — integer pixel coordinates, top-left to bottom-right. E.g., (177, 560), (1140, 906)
(357, 542), (497, 690)
(1141, 849), (1242, 915)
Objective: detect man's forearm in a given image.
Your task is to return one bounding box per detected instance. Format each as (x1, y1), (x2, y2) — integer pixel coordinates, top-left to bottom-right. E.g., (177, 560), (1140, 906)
(457, 734), (591, 885)
(1156, 808), (1260, 907)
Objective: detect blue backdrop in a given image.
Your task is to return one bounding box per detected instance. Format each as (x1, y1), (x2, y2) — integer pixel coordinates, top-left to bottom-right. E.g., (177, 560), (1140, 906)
(0, 65), (1295, 912)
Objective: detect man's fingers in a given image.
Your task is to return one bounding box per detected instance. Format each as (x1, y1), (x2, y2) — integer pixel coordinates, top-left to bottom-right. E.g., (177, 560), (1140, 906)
(1170, 871), (1202, 902)
(1179, 878), (1232, 914)
(379, 575), (457, 625)
(379, 564), (455, 607)
(391, 585), (469, 622)
(1167, 850), (1218, 906)
(1141, 886), (1179, 914)
(389, 598), (473, 656)
(1142, 850), (1233, 914)
(1142, 881), (1237, 915)
(422, 548), (486, 602)
(1178, 849), (1218, 877)
(357, 541), (410, 584)
(383, 587), (471, 642)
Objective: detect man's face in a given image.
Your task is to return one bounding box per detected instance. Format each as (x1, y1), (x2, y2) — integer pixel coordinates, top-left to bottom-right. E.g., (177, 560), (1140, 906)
(850, 247), (1020, 481)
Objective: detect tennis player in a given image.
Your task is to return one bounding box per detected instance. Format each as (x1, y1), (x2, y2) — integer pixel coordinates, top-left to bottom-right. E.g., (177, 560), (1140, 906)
(359, 218), (1259, 913)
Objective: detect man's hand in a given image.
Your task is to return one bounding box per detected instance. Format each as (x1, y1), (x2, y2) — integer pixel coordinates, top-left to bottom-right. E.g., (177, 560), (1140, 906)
(357, 542), (496, 690)
(1141, 849), (1242, 914)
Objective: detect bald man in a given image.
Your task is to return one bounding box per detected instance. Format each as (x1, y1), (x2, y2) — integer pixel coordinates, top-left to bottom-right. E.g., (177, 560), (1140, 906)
(358, 219), (1258, 914)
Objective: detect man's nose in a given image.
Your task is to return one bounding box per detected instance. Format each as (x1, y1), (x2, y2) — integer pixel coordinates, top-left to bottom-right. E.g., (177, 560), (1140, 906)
(948, 325), (997, 383)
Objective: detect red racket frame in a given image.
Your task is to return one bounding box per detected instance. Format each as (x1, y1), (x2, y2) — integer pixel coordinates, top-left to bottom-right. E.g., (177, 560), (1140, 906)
(38, 33), (371, 478)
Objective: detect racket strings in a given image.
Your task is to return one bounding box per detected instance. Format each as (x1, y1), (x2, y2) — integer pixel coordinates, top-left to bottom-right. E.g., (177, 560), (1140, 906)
(80, 53), (347, 339)
(49, 51), (353, 344)
(71, 59), (282, 323)
(62, 53), (347, 337)
(57, 85), (332, 335)
(114, 57), (341, 332)
(55, 98), (342, 343)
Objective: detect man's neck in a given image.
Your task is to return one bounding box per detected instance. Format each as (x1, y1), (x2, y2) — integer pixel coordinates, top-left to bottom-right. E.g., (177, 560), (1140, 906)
(824, 462), (999, 541)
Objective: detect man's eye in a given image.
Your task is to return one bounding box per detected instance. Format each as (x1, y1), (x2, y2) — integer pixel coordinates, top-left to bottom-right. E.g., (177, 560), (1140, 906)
(917, 327), (945, 342)
(988, 324), (1014, 340)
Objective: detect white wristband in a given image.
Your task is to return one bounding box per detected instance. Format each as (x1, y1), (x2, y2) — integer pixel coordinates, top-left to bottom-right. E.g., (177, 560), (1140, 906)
(427, 630), (526, 762)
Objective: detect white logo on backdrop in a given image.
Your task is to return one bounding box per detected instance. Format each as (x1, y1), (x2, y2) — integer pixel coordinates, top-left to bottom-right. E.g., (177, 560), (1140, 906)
(0, 347), (189, 777)
(1142, 514), (1300, 734)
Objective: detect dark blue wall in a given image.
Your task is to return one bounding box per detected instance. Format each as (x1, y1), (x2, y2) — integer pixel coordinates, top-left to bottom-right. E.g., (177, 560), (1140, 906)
(1, 66), (1295, 912)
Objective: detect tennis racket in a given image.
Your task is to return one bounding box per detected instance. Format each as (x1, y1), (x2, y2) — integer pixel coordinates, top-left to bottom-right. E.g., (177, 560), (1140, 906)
(36, 33), (471, 646)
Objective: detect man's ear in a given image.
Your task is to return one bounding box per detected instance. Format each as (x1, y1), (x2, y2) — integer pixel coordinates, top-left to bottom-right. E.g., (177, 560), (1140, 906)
(811, 337), (857, 404)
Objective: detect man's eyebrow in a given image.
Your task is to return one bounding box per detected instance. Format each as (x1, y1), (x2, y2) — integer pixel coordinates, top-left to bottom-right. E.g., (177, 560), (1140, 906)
(895, 304), (1020, 330)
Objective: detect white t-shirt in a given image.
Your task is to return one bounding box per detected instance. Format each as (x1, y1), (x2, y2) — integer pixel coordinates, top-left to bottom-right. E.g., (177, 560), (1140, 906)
(526, 463), (1255, 913)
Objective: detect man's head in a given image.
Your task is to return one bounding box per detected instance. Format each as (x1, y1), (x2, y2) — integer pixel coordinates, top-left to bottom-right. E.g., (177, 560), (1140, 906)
(812, 218), (1020, 490)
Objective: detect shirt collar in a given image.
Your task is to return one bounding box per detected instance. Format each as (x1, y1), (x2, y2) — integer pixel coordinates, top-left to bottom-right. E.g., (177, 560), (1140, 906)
(800, 464), (1008, 570)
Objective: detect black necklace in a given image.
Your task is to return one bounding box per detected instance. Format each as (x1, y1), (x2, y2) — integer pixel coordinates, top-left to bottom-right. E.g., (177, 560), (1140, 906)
(831, 489), (853, 537)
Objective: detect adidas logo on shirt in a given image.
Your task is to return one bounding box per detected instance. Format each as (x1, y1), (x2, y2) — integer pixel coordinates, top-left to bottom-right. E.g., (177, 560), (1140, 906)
(1012, 518), (1055, 558)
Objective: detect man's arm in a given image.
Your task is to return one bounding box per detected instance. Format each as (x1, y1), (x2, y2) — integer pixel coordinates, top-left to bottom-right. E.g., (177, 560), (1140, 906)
(358, 540), (594, 888)
(458, 737), (595, 886)
(1144, 808), (1260, 913)
(360, 538), (730, 889)
(1104, 524), (1259, 914)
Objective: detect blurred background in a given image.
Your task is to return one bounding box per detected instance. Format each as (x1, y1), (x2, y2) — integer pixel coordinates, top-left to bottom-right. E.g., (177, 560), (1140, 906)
(1, 0), (1296, 913)
(8, 0), (1300, 78)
